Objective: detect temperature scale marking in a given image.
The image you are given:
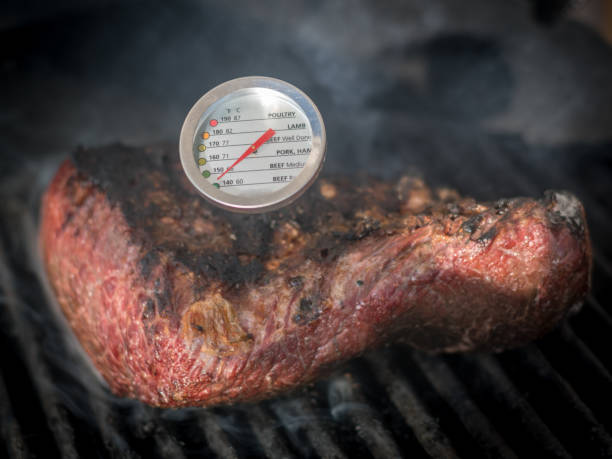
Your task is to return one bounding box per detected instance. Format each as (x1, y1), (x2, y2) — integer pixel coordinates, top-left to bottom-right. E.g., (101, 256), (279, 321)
(198, 112), (312, 189)
(180, 76), (326, 213)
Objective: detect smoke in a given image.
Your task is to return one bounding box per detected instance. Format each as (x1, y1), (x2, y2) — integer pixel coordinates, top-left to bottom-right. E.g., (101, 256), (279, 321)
(0, 155), (111, 414)
(0, 2), (611, 454)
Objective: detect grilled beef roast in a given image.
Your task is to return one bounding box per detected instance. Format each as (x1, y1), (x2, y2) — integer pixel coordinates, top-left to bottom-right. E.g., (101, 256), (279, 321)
(40, 144), (591, 407)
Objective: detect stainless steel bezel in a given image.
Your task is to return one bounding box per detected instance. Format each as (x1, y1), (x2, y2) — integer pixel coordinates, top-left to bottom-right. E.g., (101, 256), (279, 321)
(179, 76), (326, 213)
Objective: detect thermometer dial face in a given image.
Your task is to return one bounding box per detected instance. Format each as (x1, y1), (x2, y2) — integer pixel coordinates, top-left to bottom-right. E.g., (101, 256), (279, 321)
(180, 77), (326, 213)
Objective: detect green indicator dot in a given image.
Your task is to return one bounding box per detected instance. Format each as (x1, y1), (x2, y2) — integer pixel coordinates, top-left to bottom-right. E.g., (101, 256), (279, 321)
(213, 183), (220, 189)
(202, 170), (211, 178)
(198, 144), (206, 152)
(198, 158), (207, 166)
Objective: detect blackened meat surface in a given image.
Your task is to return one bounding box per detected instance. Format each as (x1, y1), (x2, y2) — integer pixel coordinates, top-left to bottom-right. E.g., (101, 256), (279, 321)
(40, 144), (591, 407)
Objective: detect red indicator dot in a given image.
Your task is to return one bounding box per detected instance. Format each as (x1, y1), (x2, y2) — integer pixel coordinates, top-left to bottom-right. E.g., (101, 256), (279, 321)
(210, 119), (218, 127)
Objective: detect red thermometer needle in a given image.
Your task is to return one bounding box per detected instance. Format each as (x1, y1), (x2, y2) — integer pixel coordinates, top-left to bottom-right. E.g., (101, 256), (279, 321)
(217, 128), (276, 180)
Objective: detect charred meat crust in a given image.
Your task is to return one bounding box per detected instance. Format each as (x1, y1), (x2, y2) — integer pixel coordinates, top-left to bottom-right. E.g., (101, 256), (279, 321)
(71, 144), (404, 288)
(40, 144), (592, 407)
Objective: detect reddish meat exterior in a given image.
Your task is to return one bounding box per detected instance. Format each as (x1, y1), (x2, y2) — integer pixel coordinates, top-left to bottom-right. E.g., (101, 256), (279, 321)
(40, 145), (591, 408)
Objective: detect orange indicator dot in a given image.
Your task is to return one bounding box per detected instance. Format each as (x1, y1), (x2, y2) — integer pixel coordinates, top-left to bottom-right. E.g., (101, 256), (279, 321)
(210, 119), (218, 127)
(202, 132), (210, 139)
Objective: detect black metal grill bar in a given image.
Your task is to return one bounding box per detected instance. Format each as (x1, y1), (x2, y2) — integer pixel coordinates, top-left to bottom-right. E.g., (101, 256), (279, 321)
(34, 265), (140, 457)
(510, 346), (612, 455)
(461, 354), (571, 458)
(434, 132), (612, 453)
(592, 257), (612, 323)
(153, 427), (187, 459)
(411, 352), (518, 459)
(88, 396), (140, 459)
(246, 405), (297, 458)
(0, 369), (28, 459)
(21, 199), (143, 459)
(536, 325), (612, 432)
(197, 411), (239, 459)
(587, 294), (612, 327)
(594, 254), (612, 280)
(326, 373), (403, 459)
(271, 397), (347, 459)
(569, 295), (612, 374)
(556, 324), (612, 385)
(0, 242), (79, 459)
(478, 138), (612, 408)
(562, 255), (612, 376)
(132, 405), (186, 459)
(590, 250), (612, 288)
(433, 129), (602, 440)
(365, 352), (460, 459)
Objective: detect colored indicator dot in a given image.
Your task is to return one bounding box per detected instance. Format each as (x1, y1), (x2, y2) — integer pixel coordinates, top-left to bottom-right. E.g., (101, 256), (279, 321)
(202, 132), (210, 139)
(213, 183), (220, 189)
(210, 119), (218, 127)
(202, 170), (211, 178)
(198, 144), (206, 152)
(198, 158), (207, 166)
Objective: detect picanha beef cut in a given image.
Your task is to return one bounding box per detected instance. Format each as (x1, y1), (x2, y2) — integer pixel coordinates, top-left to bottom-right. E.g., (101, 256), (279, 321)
(40, 144), (591, 407)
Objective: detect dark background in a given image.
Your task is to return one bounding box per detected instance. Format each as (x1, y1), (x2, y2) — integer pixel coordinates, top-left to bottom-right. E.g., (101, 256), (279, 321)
(2, 0), (612, 186)
(1, 1), (612, 458)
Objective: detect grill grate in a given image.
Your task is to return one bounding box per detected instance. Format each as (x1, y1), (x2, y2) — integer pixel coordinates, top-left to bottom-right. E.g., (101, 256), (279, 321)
(197, 410), (240, 458)
(1, 137), (612, 459)
(411, 353), (516, 459)
(0, 244), (78, 459)
(365, 351), (460, 458)
(2, 1), (612, 457)
(2, 134), (612, 459)
(326, 371), (403, 459)
(449, 354), (571, 458)
(0, 370), (28, 459)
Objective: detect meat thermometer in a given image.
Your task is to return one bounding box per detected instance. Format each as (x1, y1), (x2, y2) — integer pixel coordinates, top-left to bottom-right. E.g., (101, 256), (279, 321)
(179, 76), (326, 213)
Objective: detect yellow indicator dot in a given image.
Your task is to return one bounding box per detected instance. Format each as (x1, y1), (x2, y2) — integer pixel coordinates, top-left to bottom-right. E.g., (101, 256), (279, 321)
(198, 144), (206, 152)
(202, 132), (210, 139)
(198, 158), (207, 166)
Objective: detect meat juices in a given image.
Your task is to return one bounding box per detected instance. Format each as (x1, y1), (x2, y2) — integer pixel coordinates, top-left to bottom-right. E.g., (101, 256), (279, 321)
(40, 145), (591, 407)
